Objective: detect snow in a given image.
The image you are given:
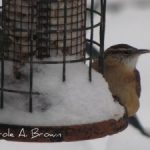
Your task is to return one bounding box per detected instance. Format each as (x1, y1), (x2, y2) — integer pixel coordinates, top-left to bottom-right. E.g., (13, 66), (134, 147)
(0, 61), (124, 126)
(106, 125), (150, 150)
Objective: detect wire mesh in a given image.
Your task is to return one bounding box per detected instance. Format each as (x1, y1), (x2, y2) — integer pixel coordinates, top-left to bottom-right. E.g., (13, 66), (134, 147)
(0, 0), (106, 112)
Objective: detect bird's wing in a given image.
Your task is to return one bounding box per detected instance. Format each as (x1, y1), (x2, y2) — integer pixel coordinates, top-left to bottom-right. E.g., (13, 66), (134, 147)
(134, 69), (141, 98)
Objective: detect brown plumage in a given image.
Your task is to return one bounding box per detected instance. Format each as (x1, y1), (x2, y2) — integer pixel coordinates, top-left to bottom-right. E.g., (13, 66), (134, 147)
(92, 44), (150, 117)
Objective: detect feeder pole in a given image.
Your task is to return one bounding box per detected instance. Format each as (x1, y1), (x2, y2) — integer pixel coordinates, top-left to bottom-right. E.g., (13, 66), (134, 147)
(99, 0), (106, 74)
(62, 0), (67, 82)
(0, 2), (4, 109)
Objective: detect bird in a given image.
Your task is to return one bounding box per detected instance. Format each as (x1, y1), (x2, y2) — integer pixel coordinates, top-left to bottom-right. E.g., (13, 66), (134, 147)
(86, 43), (150, 137)
(87, 43), (150, 117)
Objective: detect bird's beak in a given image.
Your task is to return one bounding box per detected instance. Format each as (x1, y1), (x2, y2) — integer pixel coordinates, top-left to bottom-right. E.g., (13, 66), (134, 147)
(136, 49), (150, 54)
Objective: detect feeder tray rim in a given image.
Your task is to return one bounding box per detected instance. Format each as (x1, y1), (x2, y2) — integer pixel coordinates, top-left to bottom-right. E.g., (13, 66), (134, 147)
(0, 117), (128, 142)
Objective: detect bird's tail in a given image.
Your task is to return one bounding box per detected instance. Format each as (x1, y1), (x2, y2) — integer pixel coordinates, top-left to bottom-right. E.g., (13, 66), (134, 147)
(129, 115), (150, 137)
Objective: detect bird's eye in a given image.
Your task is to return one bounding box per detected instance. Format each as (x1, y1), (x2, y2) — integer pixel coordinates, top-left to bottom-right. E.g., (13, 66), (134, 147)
(123, 51), (130, 55)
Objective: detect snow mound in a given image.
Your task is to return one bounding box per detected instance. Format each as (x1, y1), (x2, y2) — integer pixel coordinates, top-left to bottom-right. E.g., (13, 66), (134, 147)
(0, 61), (125, 126)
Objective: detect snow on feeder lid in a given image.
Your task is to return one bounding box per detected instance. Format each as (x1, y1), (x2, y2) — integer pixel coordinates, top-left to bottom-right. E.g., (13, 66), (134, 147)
(0, 0), (128, 142)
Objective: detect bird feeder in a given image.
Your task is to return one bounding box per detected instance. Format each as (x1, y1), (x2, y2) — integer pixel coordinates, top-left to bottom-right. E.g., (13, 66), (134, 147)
(0, 0), (128, 142)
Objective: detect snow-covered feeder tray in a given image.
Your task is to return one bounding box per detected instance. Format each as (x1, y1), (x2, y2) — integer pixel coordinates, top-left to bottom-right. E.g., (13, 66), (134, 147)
(0, 0), (128, 142)
(0, 62), (128, 142)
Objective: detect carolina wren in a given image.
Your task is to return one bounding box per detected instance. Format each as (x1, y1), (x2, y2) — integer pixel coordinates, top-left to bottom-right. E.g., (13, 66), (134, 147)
(92, 44), (150, 117)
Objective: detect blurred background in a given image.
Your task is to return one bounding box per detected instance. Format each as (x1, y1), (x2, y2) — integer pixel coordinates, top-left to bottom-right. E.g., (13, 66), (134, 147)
(0, 0), (150, 149)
